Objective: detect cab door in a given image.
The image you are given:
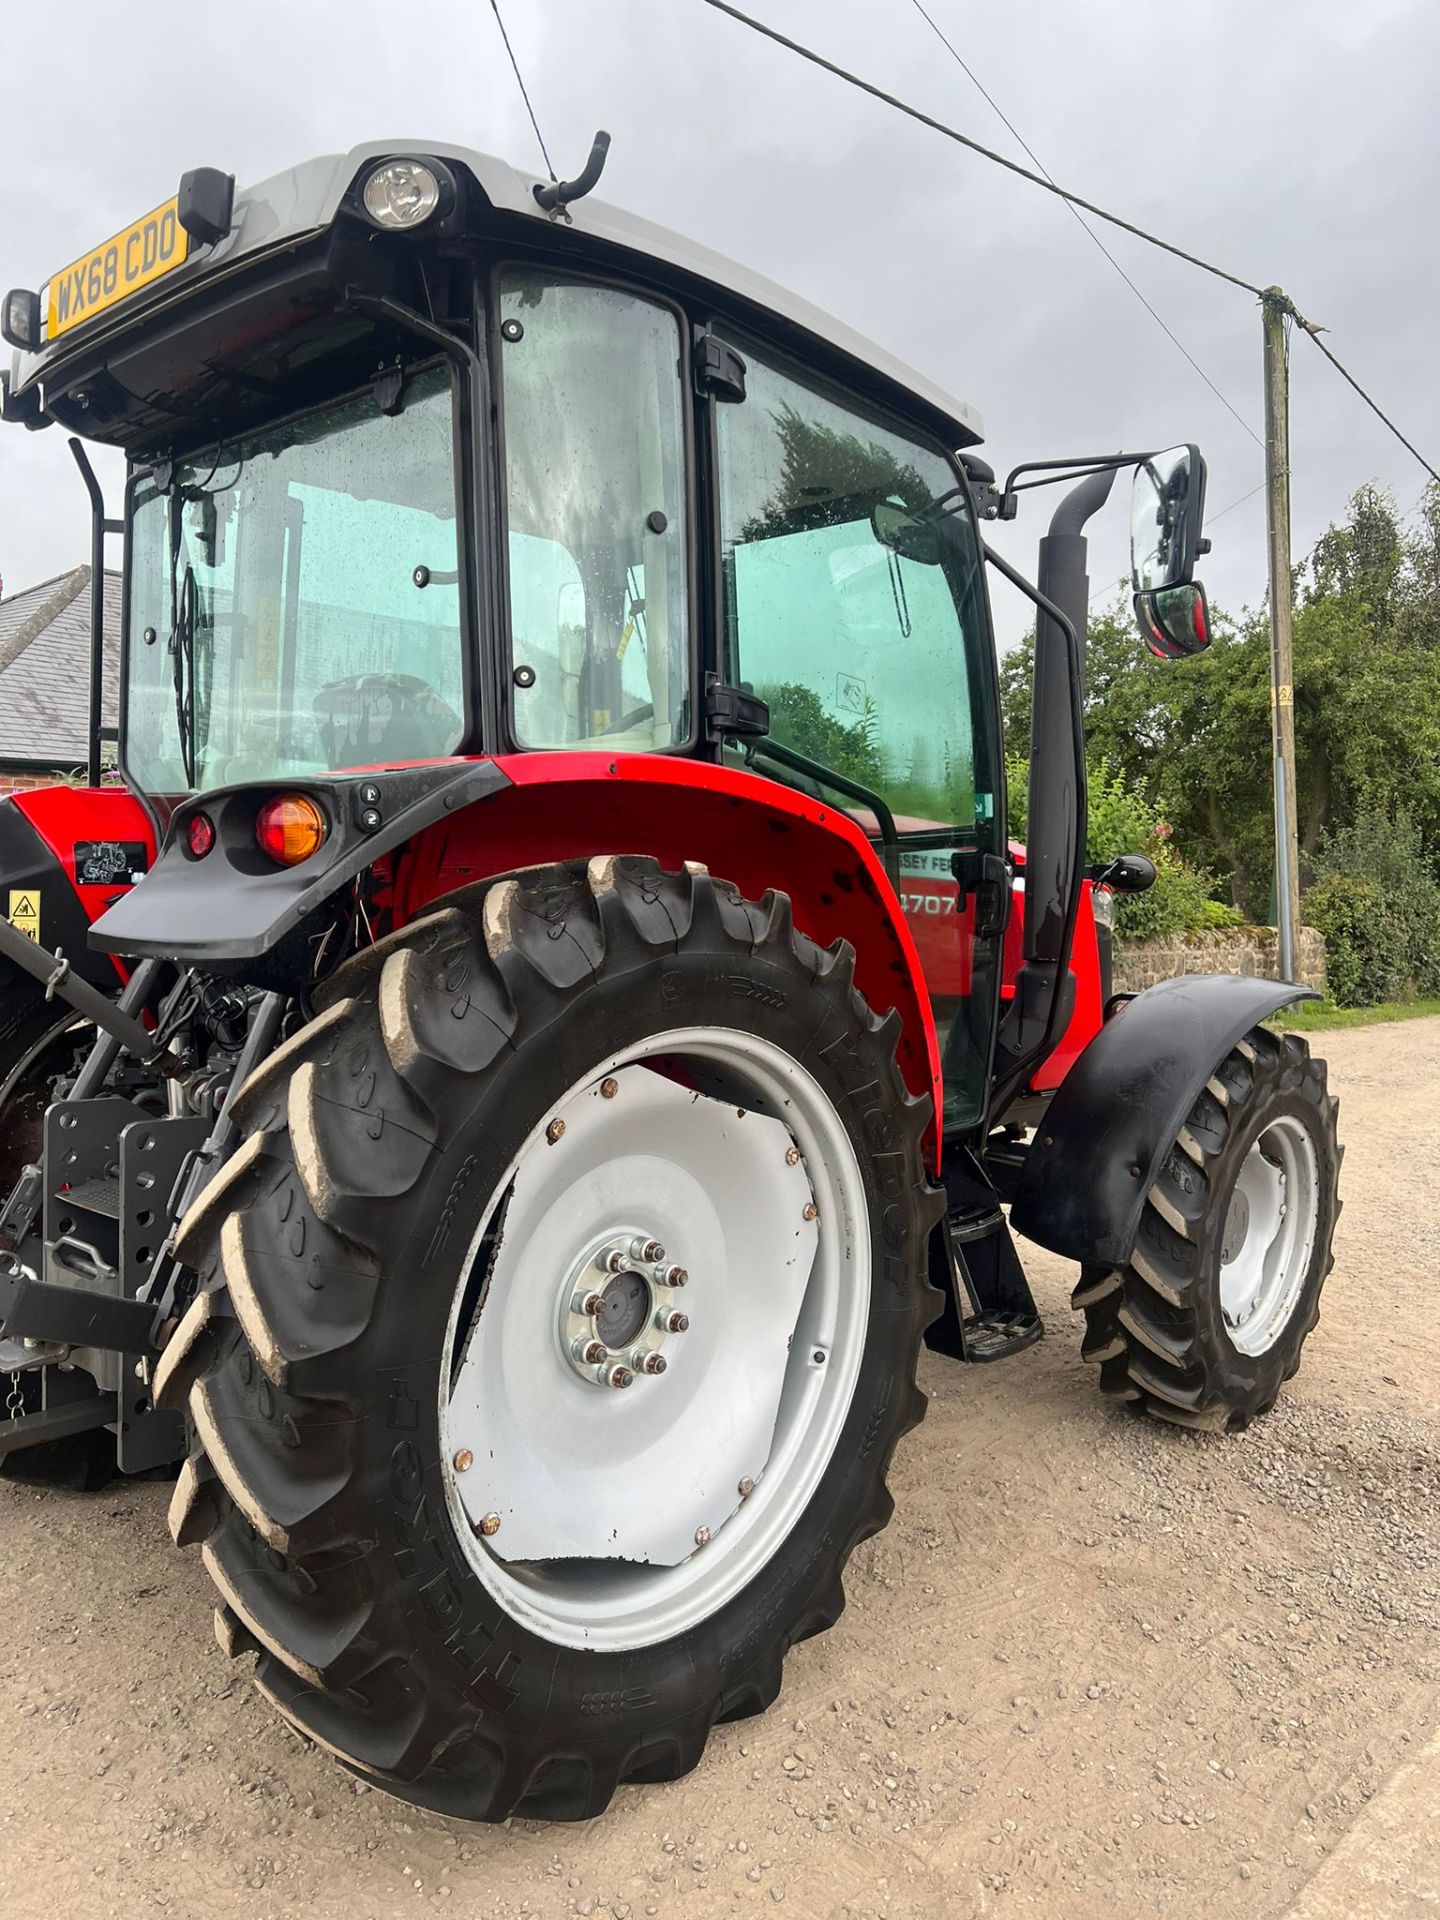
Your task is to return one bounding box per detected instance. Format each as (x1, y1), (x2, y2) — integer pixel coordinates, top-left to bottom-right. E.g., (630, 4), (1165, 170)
(709, 339), (1007, 1133)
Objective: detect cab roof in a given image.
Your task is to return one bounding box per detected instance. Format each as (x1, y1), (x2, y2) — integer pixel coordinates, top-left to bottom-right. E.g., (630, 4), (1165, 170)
(6, 138), (984, 449)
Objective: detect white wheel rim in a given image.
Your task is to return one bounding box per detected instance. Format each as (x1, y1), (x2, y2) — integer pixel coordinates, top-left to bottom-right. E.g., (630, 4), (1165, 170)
(1218, 1114), (1319, 1357)
(438, 1026), (871, 1651)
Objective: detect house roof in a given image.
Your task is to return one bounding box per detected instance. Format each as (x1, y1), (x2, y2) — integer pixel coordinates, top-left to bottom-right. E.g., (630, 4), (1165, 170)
(0, 565), (119, 769)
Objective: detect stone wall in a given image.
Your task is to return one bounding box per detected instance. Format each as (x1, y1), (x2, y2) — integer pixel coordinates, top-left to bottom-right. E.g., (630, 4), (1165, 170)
(1113, 925), (1327, 997)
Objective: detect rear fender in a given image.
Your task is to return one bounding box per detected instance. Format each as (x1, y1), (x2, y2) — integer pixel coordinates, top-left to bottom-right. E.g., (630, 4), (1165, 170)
(398, 753), (944, 1161)
(1, 787), (154, 990)
(1009, 972), (1318, 1265)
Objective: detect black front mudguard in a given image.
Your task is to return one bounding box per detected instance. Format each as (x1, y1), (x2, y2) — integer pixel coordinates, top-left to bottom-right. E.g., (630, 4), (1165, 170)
(1010, 973), (1317, 1266)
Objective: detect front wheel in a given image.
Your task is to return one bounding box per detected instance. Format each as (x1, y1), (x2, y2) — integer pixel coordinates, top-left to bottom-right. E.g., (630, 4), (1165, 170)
(1075, 1025), (1340, 1430)
(157, 857), (940, 1820)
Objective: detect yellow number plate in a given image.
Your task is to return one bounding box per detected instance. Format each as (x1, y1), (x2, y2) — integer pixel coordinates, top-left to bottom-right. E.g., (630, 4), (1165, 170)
(46, 197), (189, 342)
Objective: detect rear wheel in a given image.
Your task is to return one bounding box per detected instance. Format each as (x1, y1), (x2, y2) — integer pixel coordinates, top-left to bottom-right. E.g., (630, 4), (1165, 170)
(0, 968), (94, 1201)
(158, 857), (940, 1819)
(1074, 1025), (1340, 1430)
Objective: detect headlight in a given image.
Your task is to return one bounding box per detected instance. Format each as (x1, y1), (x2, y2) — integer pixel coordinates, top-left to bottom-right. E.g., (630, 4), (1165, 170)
(362, 160), (442, 230)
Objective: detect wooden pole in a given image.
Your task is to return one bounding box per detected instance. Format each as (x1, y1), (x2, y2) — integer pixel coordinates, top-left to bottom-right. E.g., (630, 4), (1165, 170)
(1262, 289), (1302, 981)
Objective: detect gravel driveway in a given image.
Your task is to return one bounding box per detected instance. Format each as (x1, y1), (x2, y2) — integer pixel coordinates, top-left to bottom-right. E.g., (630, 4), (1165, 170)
(1, 1016), (1436, 1920)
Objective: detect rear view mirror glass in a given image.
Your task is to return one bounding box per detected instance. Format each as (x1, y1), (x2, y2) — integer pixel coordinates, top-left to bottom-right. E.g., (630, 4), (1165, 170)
(1131, 444), (1207, 590)
(1134, 581), (1212, 659)
(871, 499), (940, 567)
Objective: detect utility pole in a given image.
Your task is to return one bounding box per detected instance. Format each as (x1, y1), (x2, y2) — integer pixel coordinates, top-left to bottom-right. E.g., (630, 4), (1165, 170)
(1262, 289), (1302, 982)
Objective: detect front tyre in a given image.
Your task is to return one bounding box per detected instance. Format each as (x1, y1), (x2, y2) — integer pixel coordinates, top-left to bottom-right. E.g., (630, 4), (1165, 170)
(158, 857), (940, 1820)
(1075, 1025), (1340, 1430)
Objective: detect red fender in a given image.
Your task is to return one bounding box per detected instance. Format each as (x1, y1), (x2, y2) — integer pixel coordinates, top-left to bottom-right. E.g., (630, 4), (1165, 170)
(394, 753), (944, 1165)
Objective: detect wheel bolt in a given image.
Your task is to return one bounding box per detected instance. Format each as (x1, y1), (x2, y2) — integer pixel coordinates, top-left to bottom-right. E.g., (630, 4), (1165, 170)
(602, 1248), (630, 1274)
(694, 1525), (711, 1548)
(477, 1512), (502, 1537)
(453, 1448), (473, 1474)
(600, 1077), (620, 1099)
(575, 1289), (606, 1317)
(802, 1202), (818, 1222)
(660, 1309), (689, 1334)
(638, 1351), (668, 1375)
(737, 1476), (755, 1498)
(604, 1363), (634, 1390)
(785, 1146), (801, 1167)
(546, 1118), (566, 1144)
(657, 1264), (688, 1288)
(573, 1337), (607, 1366)
(632, 1237), (666, 1263)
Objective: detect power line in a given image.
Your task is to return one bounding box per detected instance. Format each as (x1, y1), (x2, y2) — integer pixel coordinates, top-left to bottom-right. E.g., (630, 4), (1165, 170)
(488, 0), (557, 182)
(1299, 325), (1440, 487)
(907, 0), (1263, 452)
(705, 1), (1440, 491)
(701, 0), (1265, 297)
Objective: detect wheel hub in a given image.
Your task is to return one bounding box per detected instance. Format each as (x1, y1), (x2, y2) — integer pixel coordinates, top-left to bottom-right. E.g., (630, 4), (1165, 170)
(560, 1233), (689, 1387)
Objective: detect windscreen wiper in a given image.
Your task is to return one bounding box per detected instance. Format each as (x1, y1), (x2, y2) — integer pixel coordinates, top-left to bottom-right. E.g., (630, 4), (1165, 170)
(167, 541), (198, 786)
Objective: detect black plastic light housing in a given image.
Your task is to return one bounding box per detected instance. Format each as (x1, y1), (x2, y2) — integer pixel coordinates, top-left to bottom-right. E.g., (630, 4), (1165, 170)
(177, 168), (235, 247)
(1, 287), (40, 351)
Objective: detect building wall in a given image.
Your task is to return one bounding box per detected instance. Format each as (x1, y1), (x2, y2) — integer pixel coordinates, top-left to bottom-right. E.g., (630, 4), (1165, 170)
(0, 772), (72, 799)
(1113, 925), (1327, 999)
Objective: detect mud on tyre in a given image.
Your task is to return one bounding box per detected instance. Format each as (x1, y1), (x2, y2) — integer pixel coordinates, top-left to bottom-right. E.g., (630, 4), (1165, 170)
(156, 856), (942, 1820)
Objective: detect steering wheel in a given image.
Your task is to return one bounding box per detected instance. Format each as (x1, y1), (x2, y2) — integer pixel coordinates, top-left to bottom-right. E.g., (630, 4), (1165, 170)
(595, 703), (655, 738)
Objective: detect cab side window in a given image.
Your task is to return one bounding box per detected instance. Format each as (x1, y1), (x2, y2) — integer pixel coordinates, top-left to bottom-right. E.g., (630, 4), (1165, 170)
(716, 348), (982, 834)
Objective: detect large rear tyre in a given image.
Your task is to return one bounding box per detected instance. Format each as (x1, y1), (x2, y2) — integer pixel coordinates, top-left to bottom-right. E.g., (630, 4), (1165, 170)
(158, 857), (940, 1820)
(1074, 1025), (1340, 1430)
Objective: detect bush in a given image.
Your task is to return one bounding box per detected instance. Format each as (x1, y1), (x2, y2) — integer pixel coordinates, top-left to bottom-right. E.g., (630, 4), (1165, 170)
(1201, 898), (1245, 929)
(1305, 809), (1440, 1006)
(1006, 753), (1225, 940)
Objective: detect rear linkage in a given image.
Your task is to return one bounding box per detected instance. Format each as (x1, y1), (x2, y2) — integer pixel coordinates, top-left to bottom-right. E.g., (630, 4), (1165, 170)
(0, 910), (282, 1467)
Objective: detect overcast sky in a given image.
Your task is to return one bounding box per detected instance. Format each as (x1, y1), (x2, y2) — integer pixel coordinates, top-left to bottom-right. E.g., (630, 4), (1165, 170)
(2, 0), (1437, 647)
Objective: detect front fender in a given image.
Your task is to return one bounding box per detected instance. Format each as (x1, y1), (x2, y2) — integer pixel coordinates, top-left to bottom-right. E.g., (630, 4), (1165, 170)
(1009, 972), (1317, 1265)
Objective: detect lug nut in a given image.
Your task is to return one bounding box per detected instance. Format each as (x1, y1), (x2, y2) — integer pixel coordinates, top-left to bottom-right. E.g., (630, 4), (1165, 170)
(573, 1337), (607, 1366)
(604, 1364), (635, 1390)
(546, 1118), (566, 1144)
(738, 1475), (755, 1498)
(785, 1146), (802, 1166)
(453, 1449), (474, 1474)
(600, 1077), (620, 1099)
(632, 1237), (666, 1264)
(602, 1247), (630, 1274)
(639, 1351), (668, 1375)
(660, 1309), (689, 1334)
(694, 1525), (711, 1548)
(657, 1264), (688, 1288)
(575, 1288), (606, 1317)
(476, 1512), (502, 1537)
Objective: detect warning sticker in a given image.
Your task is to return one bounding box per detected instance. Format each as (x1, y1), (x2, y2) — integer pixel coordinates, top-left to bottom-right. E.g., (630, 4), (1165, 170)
(6, 889), (41, 943)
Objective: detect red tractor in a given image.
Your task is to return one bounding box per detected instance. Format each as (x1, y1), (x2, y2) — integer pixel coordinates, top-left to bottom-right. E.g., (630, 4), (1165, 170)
(0, 138), (1339, 1820)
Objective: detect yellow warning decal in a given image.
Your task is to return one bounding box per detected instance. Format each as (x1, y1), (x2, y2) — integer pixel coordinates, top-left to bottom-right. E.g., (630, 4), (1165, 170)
(6, 890), (40, 943)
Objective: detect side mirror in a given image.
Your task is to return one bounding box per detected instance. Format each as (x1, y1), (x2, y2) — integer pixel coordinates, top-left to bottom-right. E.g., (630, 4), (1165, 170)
(1096, 852), (1158, 894)
(1130, 444), (1207, 591)
(1135, 581), (1211, 659)
(871, 498), (940, 566)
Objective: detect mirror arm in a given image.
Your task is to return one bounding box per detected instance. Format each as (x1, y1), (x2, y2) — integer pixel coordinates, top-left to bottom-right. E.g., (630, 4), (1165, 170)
(997, 450), (1162, 521)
